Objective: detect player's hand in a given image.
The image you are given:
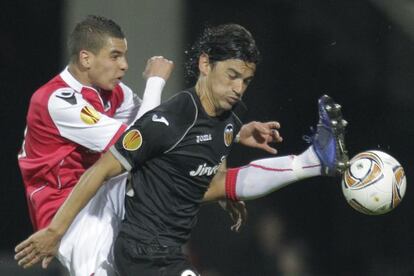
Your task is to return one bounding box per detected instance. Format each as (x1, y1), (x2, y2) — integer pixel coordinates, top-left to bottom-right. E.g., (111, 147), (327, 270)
(237, 121), (283, 154)
(142, 56), (174, 81)
(219, 200), (247, 233)
(14, 228), (61, 269)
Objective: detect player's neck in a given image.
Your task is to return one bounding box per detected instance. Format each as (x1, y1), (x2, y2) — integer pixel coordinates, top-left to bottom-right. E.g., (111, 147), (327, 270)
(68, 63), (94, 89)
(195, 81), (223, 117)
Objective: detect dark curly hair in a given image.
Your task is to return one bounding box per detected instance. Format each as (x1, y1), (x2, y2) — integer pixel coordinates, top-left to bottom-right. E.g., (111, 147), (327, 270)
(185, 23), (261, 83)
(68, 15), (125, 64)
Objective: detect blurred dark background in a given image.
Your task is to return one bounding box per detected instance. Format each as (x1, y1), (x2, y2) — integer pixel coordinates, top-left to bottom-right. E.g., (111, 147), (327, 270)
(1, 0), (414, 275)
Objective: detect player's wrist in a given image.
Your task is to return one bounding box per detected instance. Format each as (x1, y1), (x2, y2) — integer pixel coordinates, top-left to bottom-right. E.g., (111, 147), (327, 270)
(45, 225), (65, 240)
(146, 76), (166, 85)
(143, 77), (165, 98)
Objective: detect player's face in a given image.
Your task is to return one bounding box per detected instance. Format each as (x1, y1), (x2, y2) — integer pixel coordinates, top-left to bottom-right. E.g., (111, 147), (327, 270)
(88, 37), (128, 90)
(204, 59), (255, 114)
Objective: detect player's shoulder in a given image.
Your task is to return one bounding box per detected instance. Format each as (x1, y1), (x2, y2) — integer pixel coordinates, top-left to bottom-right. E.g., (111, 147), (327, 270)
(31, 75), (77, 107)
(36, 76), (86, 113)
(134, 89), (197, 140)
(155, 89), (197, 124)
(159, 89), (197, 115)
(47, 87), (82, 109)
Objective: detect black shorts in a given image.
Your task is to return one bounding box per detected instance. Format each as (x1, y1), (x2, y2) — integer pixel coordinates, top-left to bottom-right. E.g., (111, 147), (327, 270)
(114, 233), (199, 276)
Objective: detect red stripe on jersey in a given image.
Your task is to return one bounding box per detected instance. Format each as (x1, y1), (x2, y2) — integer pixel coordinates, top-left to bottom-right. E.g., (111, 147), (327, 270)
(104, 123), (128, 151)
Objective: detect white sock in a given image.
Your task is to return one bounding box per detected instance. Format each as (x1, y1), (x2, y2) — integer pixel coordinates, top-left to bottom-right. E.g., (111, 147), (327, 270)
(293, 146), (321, 179)
(226, 146), (322, 201)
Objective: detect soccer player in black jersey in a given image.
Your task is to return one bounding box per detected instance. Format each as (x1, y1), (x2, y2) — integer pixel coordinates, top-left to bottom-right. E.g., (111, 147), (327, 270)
(15, 24), (348, 276)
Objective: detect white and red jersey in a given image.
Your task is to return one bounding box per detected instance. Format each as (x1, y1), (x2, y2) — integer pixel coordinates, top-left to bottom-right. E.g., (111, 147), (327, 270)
(18, 67), (142, 229)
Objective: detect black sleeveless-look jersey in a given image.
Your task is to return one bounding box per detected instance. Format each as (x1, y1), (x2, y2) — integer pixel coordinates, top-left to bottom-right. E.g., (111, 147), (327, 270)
(110, 88), (246, 247)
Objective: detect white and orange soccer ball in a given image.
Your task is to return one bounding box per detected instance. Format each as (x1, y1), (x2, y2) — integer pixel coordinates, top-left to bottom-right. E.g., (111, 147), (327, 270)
(341, 150), (406, 215)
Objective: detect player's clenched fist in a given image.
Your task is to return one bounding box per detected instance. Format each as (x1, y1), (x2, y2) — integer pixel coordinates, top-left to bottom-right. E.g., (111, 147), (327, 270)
(143, 56), (174, 81)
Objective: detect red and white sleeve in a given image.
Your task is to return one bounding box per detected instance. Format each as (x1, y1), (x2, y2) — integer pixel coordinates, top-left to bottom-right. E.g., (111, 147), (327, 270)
(48, 89), (127, 152)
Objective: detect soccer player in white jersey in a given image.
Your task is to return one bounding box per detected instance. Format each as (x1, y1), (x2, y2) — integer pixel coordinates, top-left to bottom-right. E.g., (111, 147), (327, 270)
(17, 15), (173, 275)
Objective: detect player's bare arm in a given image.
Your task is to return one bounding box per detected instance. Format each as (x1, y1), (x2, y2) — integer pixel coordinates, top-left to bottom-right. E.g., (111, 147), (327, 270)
(202, 162), (247, 232)
(14, 151), (124, 269)
(203, 161), (227, 202)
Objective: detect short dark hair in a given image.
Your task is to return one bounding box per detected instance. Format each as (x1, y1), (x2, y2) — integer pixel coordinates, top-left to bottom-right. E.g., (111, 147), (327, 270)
(185, 23), (261, 82)
(68, 15), (125, 64)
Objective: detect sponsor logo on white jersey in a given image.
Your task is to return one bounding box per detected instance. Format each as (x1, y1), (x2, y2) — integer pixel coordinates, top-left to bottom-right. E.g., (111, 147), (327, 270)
(55, 88), (75, 98)
(196, 134), (212, 143)
(55, 88), (77, 105)
(152, 114), (169, 126)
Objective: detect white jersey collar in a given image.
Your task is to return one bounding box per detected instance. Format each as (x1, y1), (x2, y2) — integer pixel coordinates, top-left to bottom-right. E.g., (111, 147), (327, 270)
(60, 66), (99, 93)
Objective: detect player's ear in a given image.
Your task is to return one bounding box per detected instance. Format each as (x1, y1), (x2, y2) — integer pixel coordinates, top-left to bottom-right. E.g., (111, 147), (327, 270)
(198, 53), (211, 76)
(79, 50), (93, 69)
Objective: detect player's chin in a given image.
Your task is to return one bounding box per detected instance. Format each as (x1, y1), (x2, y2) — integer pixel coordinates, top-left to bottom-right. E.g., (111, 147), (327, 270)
(101, 82), (117, 91)
(220, 103), (233, 112)
(224, 99), (238, 110)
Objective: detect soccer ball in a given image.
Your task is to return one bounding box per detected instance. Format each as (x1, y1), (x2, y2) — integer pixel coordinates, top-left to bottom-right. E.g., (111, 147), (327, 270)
(341, 150), (406, 215)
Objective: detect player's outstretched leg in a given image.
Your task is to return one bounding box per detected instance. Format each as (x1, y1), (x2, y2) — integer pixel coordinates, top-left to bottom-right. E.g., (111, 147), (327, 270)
(224, 95), (350, 202)
(311, 95), (349, 176)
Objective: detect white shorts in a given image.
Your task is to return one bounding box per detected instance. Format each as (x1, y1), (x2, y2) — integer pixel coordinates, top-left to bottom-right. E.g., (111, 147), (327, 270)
(57, 173), (128, 276)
